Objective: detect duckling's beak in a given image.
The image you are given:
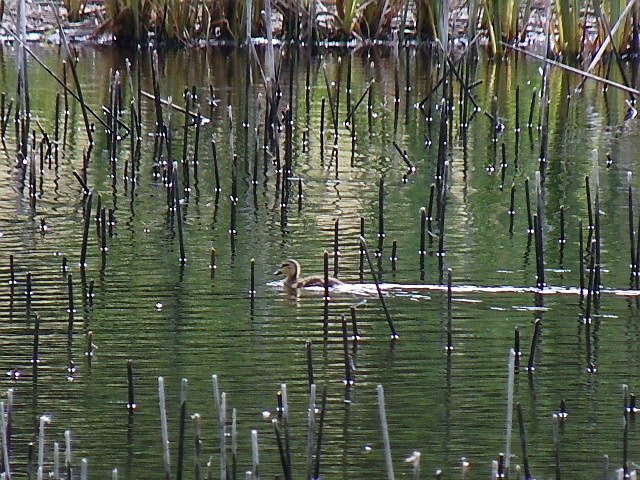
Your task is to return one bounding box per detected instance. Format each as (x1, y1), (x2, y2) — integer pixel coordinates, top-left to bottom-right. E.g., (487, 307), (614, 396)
(274, 268), (282, 275)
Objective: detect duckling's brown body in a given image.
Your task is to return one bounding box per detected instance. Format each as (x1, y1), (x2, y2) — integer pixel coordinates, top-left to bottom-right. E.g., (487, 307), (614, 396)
(275, 259), (344, 289)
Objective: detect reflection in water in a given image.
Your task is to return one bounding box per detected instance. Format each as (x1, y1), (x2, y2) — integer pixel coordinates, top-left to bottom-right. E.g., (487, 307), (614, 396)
(0, 44), (638, 478)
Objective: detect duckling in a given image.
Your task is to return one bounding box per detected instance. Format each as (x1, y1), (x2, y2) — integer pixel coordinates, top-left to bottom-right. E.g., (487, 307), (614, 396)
(274, 259), (344, 289)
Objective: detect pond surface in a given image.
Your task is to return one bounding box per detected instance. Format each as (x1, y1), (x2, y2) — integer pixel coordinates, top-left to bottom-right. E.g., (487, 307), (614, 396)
(1, 44), (640, 479)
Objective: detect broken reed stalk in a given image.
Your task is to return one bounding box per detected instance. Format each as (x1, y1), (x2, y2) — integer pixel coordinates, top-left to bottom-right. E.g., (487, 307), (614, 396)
(79, 192), (92, 269)
(377, 384), (395, 480)
(360, 236), (398, 339)
(158, 377), (172, 480)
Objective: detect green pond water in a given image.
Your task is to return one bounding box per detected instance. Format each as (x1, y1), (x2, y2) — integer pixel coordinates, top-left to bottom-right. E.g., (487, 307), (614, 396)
(0, 44), (640, 479)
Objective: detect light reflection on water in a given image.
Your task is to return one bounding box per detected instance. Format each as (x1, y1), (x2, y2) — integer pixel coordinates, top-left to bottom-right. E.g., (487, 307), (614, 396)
(0, 44), (638, 479)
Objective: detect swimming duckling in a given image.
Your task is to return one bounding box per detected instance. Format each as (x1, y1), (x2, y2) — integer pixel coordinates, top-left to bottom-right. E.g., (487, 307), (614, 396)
(274, 259), (344, 289)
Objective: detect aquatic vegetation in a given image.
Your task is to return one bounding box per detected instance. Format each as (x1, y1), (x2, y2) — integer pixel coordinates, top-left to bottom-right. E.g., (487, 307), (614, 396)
(88, 0), (640, 58)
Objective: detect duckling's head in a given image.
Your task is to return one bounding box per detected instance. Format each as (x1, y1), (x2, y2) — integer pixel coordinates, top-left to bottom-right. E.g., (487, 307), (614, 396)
(274, 259), (301, 282)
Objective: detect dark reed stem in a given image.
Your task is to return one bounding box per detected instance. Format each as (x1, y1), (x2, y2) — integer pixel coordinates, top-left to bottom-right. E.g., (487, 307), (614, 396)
(629, 173), (636, 283)
(579, 220), (585, 296)
(177, 379), (187, 480)
(323, 251), (329, 300)
(360, 236), (398, 339)
(514, 327), (521, 370)
(516, 403), (533, 480)
(32, 313), (40, 364)
(173, 164), (186, 263)
(636, 206), (640, 289)
(392, 141), (415, 172)
(427, 183), (435, 235)
(585, 176), (593, 233)
(333, 219), (340, 277)
(359, 217), (365, 280)
(585, 240), (597, 323)
(306, 340), (314, 389)
(378, 176), (385, 239)
(67, 274), (74, 335)
(341, 315), (352, 385)
(100, 207), (107, 257)
(26, 272), (32, 322)
(193, 414), (201, 480)
(525, 179), (533, 234)
(209, 248), (216, 279)
(78, 193), (93, 267)
(515, 85), (521, 132)
(419, 207), (426, 269)
(250, 258), (256, 296)
(553, 413), (562, 480)
(211, 139), (221, 192)
(446, 268), (453, 352)
(350, 306), (360, 341)
(527, 319), (542, 371)
(559, 205), (566, 244)
(320, 98), (325, 163)
(273, 420), (291, 480)
(509, 183), (516, 235)
(313, 386), (328, 480)
(56, 22), (93, 144)
(534, 214), (545, 288)
(527, 88), (537, 128)
(390, 240), (397, 271)
(127, 359), (135, 411)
